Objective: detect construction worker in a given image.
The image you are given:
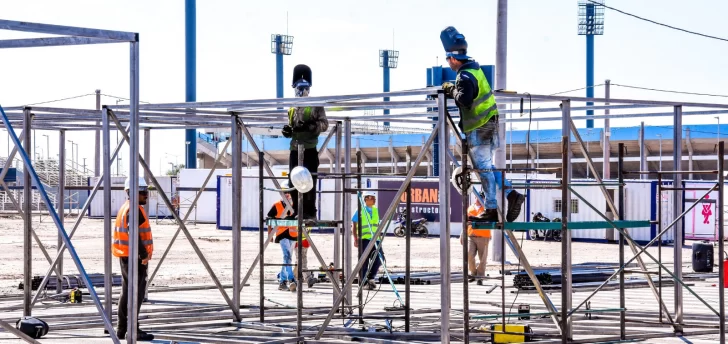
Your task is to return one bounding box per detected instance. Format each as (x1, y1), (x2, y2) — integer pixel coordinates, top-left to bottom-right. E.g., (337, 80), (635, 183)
(440, 26), (525, 223)
(461, 192), (490, 285)
(352, 191), (383, 290)
(281, 64), (329, 220)
(112, 177), (154, 341)
(267, 182), (296, 291)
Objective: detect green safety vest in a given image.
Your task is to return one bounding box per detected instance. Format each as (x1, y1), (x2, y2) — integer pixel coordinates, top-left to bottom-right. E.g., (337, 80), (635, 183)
(287, 107), (317, 150)
(359, 207), (380, 240)
(458, 68), (498, 133)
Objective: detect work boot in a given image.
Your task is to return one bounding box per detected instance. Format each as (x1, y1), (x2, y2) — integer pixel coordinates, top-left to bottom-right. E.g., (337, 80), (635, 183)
(366, 279), (377, 290)
(116, 328), (126, 340)
(137, 330), (155, 341)
(506, 191), (525, 222)
(289, 281), (297, 292)
(307, 276), (316, 288)
(474, 209), (499, 222)
(278, 281), (288, 291)
(477, 280), (484, 286)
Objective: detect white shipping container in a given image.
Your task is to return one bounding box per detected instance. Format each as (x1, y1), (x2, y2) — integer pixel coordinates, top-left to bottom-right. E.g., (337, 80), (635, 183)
(217, 167), (293, 230)
(87, 176), (176, 218)
(179, 168), (232, 223)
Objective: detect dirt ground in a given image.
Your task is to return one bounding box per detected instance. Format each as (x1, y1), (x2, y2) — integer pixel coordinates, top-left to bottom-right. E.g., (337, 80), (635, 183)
(0, 214), (707, 296)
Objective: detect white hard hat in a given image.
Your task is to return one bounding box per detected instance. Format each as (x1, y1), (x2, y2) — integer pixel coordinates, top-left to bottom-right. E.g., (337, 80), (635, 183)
(124, 177), (148, 191)
(289, 166), (313, 193)
(363, 190), (376, 198)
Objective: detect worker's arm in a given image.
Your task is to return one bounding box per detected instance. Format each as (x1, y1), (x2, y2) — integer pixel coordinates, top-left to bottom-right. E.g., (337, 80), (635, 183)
(311, 107), (329, 135)
(452, 71), (477, 110)
(267, 204), (278, 219)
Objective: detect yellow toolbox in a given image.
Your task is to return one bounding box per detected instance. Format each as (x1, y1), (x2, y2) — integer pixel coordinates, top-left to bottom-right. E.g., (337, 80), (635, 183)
(490, 323), (532, 343)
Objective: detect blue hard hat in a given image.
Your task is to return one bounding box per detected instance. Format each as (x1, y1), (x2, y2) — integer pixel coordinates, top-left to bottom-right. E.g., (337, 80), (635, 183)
(440, 26), (470, 60)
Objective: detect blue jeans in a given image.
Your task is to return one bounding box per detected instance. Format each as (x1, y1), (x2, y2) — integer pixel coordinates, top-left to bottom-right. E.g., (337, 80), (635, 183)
(278, 238), (295, 283)
(467, 118), (512, 209)
(360, 239), (384, 281)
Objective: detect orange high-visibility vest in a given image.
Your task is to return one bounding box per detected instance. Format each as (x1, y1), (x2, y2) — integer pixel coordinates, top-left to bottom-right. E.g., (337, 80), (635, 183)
(113, 200), (154, 263)
(273, 200), (297, 236)
(467, 204), (491, 238)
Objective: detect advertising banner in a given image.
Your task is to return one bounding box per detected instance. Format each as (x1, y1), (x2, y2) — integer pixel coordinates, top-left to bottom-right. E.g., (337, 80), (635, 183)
(377, 180), (463, 222)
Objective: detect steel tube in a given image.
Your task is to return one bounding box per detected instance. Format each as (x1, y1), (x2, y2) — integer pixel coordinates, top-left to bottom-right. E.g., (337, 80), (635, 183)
(618, 143), (625, 340)
(232, 115), (242, 321)
(127, 40), (140, 343)
(102, 108), (113, 323)
(603, 80), (611, 179)
(333, 122), (342, 305)
(22, 108), (31, 317)
(673, 105), (683, 327)
(461, 139), (469, 343)
(561, 100), (572, 343)
(437, 91), (451, 344)
(296, 145), (304, 336)
(258, 150), (264, 323)
(343, 118), (352, 308)
(57, 129), (65, 296)
(718, 141), (725, 343)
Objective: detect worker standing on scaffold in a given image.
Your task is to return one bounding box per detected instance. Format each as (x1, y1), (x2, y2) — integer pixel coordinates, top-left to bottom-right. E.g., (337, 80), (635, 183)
(281, 64), (329, 220)
(440, 26), (524, 222)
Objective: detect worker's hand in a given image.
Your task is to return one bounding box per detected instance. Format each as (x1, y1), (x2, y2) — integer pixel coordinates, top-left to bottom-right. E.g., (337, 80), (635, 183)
(353, 239), (358, 248)
(460, 237), (463, 245)
(142, 258), (150, 265)
(270, 236), (275, 243)
(282, 125), (293, 138)
(442, 82), (455, 97)
(293, 120), (317, 133)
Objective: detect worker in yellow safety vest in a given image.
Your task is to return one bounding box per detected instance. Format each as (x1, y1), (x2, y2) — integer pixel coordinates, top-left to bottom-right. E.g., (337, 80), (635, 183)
(440, 26), (525, 223)
(112, 177), (154, 341)
(352, 190), (383, 290)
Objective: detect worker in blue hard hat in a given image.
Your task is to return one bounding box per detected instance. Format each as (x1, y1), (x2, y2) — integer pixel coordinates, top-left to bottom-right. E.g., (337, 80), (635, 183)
(440, 26), (524, 223)
(281, 64), (329, 220)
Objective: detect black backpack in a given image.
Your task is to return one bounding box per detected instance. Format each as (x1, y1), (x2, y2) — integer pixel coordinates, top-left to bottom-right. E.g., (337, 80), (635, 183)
(16, 316), (49, 339)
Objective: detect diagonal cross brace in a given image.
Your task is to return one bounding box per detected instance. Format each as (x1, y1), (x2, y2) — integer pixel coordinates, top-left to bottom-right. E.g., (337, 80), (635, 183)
(29, 126), (129, 307)
(569, 186), (721, 318)
(569, 118), (677, 328)
(0, 105), (120, 341)
(147, 137), (233, 285)
(315, 121), (439, 340)
(108, 110), (240, 320)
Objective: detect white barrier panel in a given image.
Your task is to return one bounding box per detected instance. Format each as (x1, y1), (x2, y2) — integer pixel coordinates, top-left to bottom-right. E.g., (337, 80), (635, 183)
(179, 168), (232, 223)
(216, 166), (291, 229)
(88, 176), (176, 218)
(684, 181), (723, 240)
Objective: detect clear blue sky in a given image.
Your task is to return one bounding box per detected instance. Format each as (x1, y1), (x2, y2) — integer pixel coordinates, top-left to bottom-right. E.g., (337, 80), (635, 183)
(0, 0), (726, 174)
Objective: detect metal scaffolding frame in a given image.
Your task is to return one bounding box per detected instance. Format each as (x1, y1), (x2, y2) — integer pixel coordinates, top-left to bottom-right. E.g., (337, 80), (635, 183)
(1, 21), (726, 342)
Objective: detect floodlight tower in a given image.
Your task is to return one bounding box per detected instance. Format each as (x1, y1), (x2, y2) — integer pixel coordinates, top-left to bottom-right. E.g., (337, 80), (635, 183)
(379, 49), (399, 128)
(578, 0), (604, 129)
(271, 34), (294, 99)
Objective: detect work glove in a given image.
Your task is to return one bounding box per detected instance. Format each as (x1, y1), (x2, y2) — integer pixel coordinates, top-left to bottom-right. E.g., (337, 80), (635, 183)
(442, 82), (455, 98)
(293, 120), (317, 133)
(282, 125), (293, 138)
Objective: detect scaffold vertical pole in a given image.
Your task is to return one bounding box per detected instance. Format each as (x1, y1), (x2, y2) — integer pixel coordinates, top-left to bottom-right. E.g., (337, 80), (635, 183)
(618, 143), (626, 340)
(437, 89), (451, 344)
(22, 107), (32, 317)
(258, 150), (264, 323)
(672, 105), (684, 327)
(461, 139), (470, 343)
(561, 99), (572, 343)
(717, 141), (725, 343)
(296, 144), (304, 336)
(334, 122), (342, 305)
(231, 115), (242, 321)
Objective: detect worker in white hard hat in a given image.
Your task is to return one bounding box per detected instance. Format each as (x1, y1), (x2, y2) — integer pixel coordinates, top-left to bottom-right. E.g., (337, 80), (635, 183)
(267, 181), (296, 291)
(352, 190), (383, 290)
(112, 177), (154, 340)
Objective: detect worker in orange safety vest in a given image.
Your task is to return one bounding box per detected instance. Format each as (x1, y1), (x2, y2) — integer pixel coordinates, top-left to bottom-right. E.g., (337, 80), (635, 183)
(460, 192), (491, 285)
(112, 177), (154, 341)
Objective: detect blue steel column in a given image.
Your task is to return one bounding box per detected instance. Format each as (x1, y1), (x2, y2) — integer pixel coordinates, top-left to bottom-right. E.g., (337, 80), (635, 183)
(585, 3), (595, 129)
(185, 0), (197, 168)
(275, 35), (283, 99)
(383, 50), (390, 128)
